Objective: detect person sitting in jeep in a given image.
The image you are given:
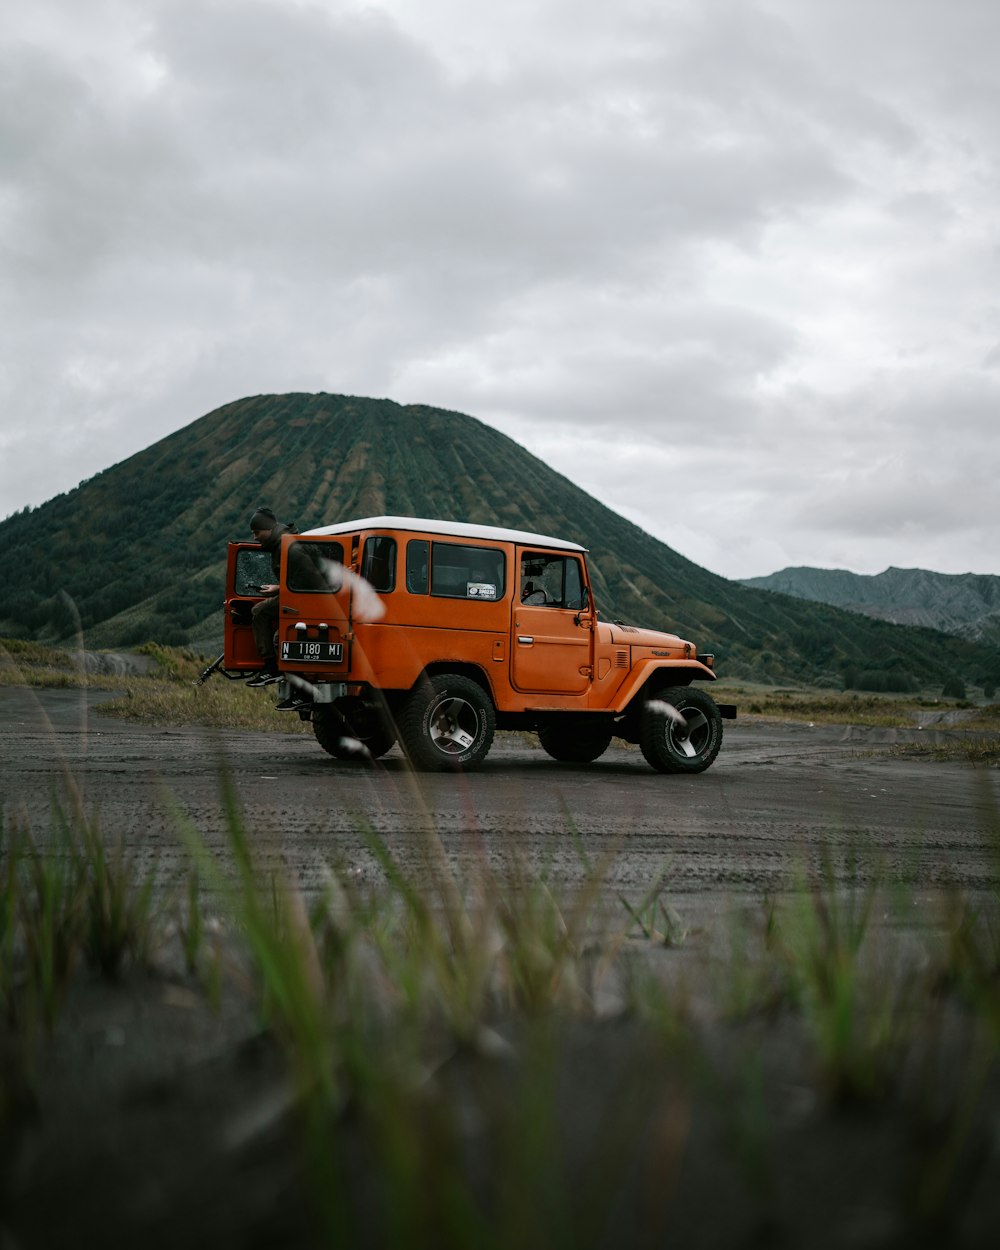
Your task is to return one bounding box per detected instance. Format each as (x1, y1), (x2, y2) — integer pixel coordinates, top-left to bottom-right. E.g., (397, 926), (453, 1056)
(245, 507), (288, 686)
(246, 507), (328, 696)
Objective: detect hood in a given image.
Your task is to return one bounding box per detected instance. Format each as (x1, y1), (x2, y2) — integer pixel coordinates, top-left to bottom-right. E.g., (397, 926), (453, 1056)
(602, 620), (704, 663)
(606, 622), (687, 649)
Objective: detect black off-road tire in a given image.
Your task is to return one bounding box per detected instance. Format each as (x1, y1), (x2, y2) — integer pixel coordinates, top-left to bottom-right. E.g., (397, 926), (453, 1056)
(537, 721), (614, 763)
(313, 699), (396, 761)
(639, 686), (723, 774)
(399, 674), (496, 772)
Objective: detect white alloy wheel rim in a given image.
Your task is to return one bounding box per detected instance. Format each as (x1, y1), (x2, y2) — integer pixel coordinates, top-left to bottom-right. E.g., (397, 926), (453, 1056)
(428, 695), (479, 755)
(667, 707), (710, 760)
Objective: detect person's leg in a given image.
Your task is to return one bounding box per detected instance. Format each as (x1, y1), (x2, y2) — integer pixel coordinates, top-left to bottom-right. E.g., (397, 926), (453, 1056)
(250, 596), (280, 674)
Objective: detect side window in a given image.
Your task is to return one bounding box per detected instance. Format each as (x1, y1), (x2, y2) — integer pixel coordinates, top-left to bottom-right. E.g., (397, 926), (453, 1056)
(405, 539), (429, 595)
(520, 553), (585, 609)
(361, 536), (397, 593)
(235, 548), (274, 596)
(430, 542), (505, 600)
(287, 540), (345, 593)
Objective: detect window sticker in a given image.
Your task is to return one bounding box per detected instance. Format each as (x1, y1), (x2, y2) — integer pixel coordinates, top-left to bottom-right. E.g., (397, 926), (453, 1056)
(431, 542), (506, 599)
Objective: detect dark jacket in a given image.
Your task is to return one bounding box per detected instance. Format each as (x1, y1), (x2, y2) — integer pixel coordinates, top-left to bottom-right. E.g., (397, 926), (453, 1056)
(259, 522), (293, 581)
(261, 524), (328, 592)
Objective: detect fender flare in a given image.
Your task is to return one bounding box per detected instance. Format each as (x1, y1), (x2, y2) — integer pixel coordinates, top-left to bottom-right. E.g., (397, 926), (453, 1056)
(611, 660), (715, 715)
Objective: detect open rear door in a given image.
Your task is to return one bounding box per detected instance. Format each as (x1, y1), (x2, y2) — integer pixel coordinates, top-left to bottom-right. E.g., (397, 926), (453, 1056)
(223, 542), (275, 671)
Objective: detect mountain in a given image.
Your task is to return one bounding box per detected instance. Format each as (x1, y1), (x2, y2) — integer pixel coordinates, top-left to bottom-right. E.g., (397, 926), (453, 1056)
(741, 567), (1000, 646)
(2, 392), (998, 691)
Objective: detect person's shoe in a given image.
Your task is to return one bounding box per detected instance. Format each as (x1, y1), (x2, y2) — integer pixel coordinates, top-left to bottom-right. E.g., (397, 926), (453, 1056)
(246, 670), (279, 687)
(275, 695), (310, 711)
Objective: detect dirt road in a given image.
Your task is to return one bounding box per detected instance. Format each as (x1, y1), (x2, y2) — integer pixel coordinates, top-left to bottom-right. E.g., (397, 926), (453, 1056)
(3, 686), (997, 909)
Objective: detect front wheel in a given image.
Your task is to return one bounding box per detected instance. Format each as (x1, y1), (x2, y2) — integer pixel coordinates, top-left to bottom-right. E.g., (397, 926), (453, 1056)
(639, 686), (723, 774)
(399, 675), (496, 772)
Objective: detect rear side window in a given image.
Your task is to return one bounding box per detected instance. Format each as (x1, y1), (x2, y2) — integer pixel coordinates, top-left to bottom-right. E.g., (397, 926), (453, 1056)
(288, 541), (345, 593)
(430, 542), (505, 600)
(405, 540), (429, 594)
(361, 536), (397, 593)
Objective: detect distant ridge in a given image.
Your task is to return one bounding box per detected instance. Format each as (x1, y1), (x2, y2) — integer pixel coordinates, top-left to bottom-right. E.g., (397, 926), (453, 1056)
(1, 392), (998, 691)
(741, 566), (1000, 646)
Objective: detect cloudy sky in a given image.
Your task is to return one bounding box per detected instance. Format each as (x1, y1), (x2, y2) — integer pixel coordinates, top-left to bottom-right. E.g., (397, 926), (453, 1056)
(3, 0), (998, 580)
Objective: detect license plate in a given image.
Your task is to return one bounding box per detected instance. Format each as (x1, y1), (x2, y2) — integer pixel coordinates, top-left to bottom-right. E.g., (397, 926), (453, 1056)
(280, 641), (344, 663)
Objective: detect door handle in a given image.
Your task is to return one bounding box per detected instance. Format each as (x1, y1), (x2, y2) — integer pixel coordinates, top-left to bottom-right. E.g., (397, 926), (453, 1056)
(517, 635), (534, 644)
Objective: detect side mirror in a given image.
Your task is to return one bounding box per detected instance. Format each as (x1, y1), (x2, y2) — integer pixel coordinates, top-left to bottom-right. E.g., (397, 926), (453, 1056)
(574, 585), (591, 626)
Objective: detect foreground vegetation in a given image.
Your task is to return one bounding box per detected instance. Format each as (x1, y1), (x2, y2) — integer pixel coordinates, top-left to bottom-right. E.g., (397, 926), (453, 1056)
(2, 768), (999, 1245)
(3, 647), (1000, 1241)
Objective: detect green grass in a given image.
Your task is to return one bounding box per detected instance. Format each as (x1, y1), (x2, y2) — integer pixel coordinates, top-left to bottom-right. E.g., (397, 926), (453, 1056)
(4, 771), (1000, 1243)
(0, 636), (313, 733)
(0, 638), (77, 670)
(5, 640), (1000, 1240)
(715, 682), (1000, 768)
(713, 682), (1000, 728)
(100, 679), (316, 733)
(764, 848), (913, 1104)
(882, 739), (1000, 766)
(1, 790), (162, 1040)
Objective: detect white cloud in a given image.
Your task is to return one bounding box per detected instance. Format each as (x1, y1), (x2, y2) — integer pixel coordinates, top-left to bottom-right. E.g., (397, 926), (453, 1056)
(2, 0), (999, 580)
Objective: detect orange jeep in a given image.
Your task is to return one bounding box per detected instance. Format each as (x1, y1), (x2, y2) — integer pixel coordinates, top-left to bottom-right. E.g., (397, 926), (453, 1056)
(219, 516), (736, 772)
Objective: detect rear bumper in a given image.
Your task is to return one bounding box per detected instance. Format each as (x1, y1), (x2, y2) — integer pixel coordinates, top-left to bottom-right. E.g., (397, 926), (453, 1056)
(277, 678), (350, 704)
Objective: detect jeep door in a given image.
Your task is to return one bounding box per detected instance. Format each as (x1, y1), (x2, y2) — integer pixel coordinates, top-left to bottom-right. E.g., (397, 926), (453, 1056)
(276, 535), (352, 673)
(223, 542), (277, 670)
(510, 549), (593, 696)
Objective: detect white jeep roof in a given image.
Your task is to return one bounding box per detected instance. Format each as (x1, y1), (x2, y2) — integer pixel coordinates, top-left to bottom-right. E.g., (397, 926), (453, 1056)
(303, 515), (586, 552)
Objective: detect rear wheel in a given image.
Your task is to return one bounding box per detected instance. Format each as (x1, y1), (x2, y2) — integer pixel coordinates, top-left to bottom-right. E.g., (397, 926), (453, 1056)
(639, 686), (723, 774)
(313, 697), (396, 761)
(399, 674), (495, 771)
(538, 721), (613, 763)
